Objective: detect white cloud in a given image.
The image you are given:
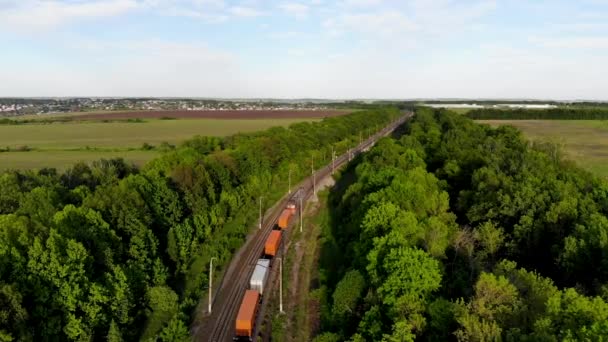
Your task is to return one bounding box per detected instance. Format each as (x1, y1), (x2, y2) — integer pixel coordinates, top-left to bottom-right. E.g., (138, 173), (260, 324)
(0, 0), (267, 30)
(407, 0), (497, 36)
(551, 22), (608, 33)
(0, 39), (245, 97)
(340, 0), (383, 7)
(323, 11), (417, 37)
(228, 5), (266, 17)
(321, 0), (496, 40)
(0, 0), (137, 30)
(538, 36), (608, 49)
(279, 2), (309, 19)
(162, 7), (228, 22)
(269, 30), (301, 39)
(141, 0), (225, 9)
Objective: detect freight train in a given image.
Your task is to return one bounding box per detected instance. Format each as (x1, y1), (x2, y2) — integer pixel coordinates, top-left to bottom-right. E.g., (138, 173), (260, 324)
(233, 188), (305, 341)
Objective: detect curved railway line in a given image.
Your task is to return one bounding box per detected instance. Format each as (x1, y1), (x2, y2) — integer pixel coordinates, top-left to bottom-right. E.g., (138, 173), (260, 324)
(193, 113), (411, 342)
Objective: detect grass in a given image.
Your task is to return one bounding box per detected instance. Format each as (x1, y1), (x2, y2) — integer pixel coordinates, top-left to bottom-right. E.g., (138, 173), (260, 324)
(0, 150), (158, 170)
(0, 118), (317, 170)
(0, 118), (315, 149)
(478, 120), (608, 178)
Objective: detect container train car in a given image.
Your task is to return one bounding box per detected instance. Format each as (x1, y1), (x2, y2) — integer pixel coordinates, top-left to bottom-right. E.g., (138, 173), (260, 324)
(234, 290), (260, 341)
(234, 187), (306, 340)
(250, 259), (270, 295)
(277, 209), (292, 230)
(264, 230), (282, 257)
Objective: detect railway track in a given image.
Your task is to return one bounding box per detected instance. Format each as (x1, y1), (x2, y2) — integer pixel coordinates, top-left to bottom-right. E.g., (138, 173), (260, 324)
(195, 114), (411, 342)
(206, 186), (308, 341)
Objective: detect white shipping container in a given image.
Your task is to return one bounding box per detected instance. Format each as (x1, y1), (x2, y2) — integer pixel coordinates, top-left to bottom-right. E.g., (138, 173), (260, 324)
(249, 259), (271, 295)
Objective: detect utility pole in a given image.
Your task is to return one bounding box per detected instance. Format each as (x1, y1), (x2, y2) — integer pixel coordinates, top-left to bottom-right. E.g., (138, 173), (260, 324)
(331, 146), (335, 175)
(299, 197), (303, 233)
(258, 196), (264, 230)
(278, 257), (284, 313)
(311, 155), (316, 195)
(359, 132), (362, 146)
(288, 168), (292, 194)
(208, 257), (216, 314)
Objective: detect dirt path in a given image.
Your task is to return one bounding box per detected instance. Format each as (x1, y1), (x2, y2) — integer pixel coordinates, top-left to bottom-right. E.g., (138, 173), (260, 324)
(282, 176), (334, 341)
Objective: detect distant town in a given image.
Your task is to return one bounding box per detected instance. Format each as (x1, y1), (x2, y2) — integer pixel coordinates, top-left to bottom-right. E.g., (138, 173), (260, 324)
(0, 98), (333, 116)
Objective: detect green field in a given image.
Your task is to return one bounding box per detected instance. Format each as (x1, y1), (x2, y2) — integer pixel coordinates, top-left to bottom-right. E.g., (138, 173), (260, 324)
(0, 150), (158, 170)
(0, 118), (317, 170)
(478, 120), (608, 177)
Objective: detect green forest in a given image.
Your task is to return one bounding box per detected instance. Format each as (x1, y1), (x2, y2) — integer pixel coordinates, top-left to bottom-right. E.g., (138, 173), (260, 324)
(0, 108), (401, 341)
(314, 108), (608, 341)
(467, 107), (608, 120)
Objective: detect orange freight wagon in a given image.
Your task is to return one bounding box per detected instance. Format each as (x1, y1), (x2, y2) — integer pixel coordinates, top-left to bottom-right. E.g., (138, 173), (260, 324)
(278, 209), (292, 229)
(235, 290), (260, 339)
(264, 230), (282, 257)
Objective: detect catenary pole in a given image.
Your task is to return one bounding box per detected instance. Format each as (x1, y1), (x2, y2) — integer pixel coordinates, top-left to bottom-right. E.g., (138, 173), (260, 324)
(279, 257), (284, 313)
(331, 146), (335, 175)
(311, 155), (316, 195)
(208, 257), (216, 314)
(258, 196), (264, 230)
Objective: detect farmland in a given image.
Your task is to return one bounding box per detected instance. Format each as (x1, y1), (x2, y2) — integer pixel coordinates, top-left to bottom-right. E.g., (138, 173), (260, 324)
(12, 109), (348, 121)
(478, 120), (608, 177)
(64, 109), (348, 120)
(0, 150), (157, 170)
(0, 112), (330, 170)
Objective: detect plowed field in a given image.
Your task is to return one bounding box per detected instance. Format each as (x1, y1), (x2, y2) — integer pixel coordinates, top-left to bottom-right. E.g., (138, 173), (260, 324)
(73, 110), (347, 120)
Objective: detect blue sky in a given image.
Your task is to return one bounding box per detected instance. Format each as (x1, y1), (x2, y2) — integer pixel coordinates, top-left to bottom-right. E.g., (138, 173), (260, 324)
(0, 0), (607, 99)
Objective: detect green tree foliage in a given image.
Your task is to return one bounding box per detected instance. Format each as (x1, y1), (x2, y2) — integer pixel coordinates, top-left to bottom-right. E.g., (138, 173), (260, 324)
(0, 284), (28, 341)
(312, 332), (342, 342)
(141, 286), (179, 340)
(0, 108), (401, 340)
(158, 316), (190, 342)
(0, 173), (22, 214)
(315, 124), (456, 340)
(455, 262), (608, 341)
(332, 270), (365, 330)
(315, 107), (608, 340)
